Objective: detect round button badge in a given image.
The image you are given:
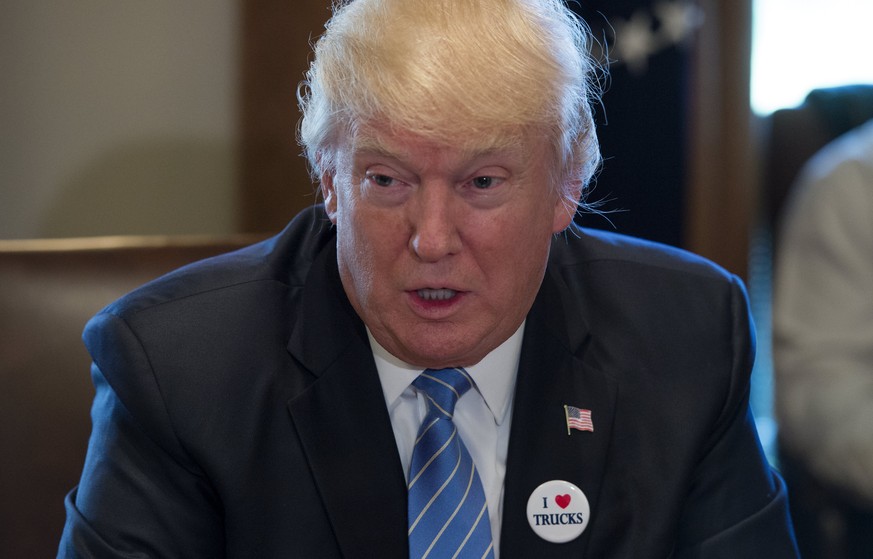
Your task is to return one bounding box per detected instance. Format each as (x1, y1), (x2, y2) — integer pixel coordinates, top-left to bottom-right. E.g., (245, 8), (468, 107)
(526, 480), (590, 543)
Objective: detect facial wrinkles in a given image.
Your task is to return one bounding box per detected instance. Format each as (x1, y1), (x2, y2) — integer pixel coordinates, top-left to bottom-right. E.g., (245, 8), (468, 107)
(353, 120), (537, 163)
(332, 165), (378, 310)
(327, 124), (566, 367)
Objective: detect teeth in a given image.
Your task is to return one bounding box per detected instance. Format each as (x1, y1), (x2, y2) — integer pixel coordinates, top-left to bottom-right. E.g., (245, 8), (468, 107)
(417, 288), (457, 301)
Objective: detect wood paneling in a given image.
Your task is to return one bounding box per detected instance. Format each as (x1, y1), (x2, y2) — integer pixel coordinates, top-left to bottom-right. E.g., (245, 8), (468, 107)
(239, 0), (332, 233)
(684, 0), (755, 279)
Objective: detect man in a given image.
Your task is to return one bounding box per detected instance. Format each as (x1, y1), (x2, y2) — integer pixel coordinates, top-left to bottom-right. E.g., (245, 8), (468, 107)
(60, 0), (798, 557)
(775, 118), (873, 556)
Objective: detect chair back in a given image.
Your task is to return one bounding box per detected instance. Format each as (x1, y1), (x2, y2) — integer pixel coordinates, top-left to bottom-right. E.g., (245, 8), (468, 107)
(0, 234), (263, 558)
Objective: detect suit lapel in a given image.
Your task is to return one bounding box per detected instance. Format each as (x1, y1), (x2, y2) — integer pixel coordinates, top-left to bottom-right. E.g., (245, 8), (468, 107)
(501, 265), (619, 558)
(282, 227), (619, 558)
(286, 241), (408, 558)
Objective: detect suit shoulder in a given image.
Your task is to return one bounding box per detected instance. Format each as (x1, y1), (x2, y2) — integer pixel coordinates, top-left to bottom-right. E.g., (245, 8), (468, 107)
(99, 206), (335, 320)
(551, 226), (735, 283)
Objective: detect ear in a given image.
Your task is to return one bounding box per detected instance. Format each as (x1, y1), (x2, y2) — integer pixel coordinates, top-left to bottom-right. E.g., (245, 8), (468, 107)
(320, 171), (338, 224)
(552, 179), (583, 233)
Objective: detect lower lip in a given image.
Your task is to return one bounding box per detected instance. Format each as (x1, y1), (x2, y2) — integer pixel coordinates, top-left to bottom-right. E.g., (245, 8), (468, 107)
(407, 290), (466, 315)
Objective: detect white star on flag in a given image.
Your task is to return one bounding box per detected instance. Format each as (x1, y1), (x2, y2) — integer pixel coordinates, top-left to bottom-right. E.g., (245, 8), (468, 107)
(609, 1), (705, 76)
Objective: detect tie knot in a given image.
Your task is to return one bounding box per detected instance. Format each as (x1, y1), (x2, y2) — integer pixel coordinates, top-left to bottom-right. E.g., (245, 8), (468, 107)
(412, 367), (473, 418)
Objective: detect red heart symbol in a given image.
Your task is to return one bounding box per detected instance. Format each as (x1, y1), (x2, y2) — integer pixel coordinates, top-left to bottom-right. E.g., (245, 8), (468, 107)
(555, 494), (571, 509)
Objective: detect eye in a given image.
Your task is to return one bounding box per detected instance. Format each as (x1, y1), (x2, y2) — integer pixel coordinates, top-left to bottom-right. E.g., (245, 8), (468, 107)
(459, 171), (510, 209)
(368, 173), (395, 187)
(471, 176), (498, 189)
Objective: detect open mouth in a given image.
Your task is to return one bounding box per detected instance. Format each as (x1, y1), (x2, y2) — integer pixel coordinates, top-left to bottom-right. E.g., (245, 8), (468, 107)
(416, 288), (458, 301)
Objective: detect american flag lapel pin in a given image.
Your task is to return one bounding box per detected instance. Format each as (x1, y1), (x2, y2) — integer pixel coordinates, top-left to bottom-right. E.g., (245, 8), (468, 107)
(564, 404), (594, 435)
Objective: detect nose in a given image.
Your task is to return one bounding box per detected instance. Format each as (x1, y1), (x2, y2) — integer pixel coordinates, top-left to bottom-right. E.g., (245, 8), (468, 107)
(410, 185), (462, 262)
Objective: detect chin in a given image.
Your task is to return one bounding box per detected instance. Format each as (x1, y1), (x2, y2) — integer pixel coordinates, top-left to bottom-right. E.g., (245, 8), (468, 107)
(400, 340), (485, 369)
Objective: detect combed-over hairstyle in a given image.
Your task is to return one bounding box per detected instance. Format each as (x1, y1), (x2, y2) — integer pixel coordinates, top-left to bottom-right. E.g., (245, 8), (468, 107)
(298, 0), (602, 209)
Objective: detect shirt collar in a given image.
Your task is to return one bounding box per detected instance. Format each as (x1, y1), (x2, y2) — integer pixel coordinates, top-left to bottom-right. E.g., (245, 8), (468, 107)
(370, 322), (524, 426)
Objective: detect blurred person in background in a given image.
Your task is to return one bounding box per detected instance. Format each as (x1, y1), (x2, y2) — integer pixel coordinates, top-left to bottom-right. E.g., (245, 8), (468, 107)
(775, 118), (873, 558)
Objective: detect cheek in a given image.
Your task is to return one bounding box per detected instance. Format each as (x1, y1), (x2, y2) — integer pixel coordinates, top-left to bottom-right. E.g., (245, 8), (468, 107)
(475, 220), (552, 288)
(336, 225), (379, 315)
(508, 210), (554, 275)
(337, 206), (404, 290)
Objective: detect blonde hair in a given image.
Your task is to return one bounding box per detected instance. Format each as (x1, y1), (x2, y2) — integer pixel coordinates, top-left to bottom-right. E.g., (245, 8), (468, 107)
(298, 0), (602, 209)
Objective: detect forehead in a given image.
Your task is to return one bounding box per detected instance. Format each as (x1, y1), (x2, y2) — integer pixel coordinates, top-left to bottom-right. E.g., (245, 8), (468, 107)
(345, 121), (550, 166)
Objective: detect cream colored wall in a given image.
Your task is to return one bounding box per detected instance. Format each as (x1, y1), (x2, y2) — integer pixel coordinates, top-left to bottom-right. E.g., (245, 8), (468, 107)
(0, 1), (238, 239)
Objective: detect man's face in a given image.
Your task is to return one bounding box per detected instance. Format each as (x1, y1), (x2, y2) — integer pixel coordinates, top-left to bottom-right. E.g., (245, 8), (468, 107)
(322, 124), (577, 367)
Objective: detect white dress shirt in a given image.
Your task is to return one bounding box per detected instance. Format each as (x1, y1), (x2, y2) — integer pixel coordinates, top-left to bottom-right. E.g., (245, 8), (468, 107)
(774, 119), (873, 503)
(370, 323), (524, 558)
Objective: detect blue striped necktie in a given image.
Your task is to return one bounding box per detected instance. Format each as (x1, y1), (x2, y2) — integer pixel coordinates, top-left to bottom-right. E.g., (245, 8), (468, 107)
(407, 367), (494, 559)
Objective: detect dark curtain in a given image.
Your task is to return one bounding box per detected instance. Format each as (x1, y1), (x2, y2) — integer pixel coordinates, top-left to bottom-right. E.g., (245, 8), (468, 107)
(569, 1), (701, 248)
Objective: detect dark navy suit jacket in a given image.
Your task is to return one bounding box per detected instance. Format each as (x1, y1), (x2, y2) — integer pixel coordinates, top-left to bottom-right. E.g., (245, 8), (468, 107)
(60, 206), (798, 557)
